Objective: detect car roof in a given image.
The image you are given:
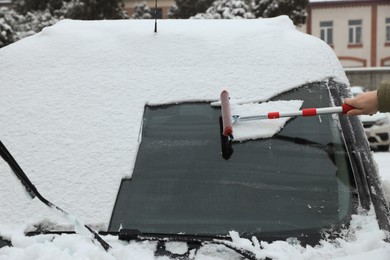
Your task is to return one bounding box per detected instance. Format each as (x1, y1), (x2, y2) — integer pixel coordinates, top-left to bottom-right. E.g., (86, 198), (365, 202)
(350, 86), (365, 92)
(0, 17), (349, 228)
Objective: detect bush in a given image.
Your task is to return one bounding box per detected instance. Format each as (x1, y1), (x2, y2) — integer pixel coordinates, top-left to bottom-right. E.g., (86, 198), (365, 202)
(192, 0), (254, 19)
(0, 0), (128, 48)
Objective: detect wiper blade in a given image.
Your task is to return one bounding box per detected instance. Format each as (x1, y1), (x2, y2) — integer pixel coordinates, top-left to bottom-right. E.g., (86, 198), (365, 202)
(118, 229), (259, 260)
(0, 140), (111, 251)
(119, 228), (220, 242)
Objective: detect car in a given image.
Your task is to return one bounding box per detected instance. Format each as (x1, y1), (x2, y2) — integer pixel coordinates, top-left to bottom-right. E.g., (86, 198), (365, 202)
(350, 86), (367, 96)
(0, 17), (389, 259)
(351, 86), (390, 151)
(360, 114), (390, 151)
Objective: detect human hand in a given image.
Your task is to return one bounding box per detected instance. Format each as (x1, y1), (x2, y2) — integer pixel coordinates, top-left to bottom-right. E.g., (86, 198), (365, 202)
(344, 90), (378, 116)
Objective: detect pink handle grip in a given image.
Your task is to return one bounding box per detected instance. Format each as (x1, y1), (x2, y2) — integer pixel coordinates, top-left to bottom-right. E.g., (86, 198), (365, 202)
(220, 90), (233, 137)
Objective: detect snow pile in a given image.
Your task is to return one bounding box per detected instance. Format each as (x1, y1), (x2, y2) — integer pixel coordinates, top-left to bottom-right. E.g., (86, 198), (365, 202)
(227, 209), (390, 260)
(374, 152), (390, 203)
(0, 209), (389, 259)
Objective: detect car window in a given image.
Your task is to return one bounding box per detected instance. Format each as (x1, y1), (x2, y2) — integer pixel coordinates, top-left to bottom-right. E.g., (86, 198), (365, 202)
(109, 81), (355, 239)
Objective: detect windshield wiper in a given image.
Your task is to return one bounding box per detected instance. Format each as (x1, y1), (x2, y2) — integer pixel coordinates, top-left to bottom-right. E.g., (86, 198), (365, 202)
(0, 140), (111, 251)
(118, 229), (259, 260)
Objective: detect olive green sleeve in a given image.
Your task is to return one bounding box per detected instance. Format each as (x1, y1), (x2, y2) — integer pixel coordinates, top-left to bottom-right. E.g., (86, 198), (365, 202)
(377, 81), (390, 113)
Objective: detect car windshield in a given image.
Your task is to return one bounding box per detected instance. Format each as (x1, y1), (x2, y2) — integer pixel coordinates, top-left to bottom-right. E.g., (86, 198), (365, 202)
(109, 81), (355, 239)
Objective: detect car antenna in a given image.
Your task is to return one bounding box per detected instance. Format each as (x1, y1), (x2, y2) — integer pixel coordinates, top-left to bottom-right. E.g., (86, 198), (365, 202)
(154, 0), (158, 33)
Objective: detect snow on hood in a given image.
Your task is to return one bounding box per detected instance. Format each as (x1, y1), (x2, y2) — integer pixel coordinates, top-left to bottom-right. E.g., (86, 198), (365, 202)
(0, 17), (348, 229)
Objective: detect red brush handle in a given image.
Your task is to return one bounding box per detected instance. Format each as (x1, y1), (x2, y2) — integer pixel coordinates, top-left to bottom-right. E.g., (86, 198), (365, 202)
(342, 103), (355, 114)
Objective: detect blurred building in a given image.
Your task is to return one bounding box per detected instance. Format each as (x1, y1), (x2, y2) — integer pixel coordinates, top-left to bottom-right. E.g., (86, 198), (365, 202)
(306, 0), (390, 68)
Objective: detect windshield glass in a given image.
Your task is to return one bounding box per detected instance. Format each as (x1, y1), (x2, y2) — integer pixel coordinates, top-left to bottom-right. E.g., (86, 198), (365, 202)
(109, 82), (355, 238)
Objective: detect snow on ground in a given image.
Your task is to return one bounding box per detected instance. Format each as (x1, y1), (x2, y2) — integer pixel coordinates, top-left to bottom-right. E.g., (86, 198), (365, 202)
(374, 152), (390, 203)
(0, 17), (389, 259)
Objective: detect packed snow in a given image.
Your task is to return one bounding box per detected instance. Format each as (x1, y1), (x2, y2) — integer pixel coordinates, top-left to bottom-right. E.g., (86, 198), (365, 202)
(229, 100), (303, 141)
(0, 17), (388, 259)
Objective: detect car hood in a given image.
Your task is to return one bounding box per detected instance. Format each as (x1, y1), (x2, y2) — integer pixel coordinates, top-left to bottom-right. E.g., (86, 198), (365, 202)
(0, 17), (348, 229)
(360, 113), (389, 123)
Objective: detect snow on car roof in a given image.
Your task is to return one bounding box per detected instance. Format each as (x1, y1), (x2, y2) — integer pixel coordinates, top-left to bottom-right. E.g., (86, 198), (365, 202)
(0, 17), (348, 229)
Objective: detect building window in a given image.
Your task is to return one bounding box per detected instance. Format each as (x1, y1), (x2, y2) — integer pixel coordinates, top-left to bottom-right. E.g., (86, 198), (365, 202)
(320, 21), (333, 45)
(386, 18), (390, 43)
(348, 20), (362, 45)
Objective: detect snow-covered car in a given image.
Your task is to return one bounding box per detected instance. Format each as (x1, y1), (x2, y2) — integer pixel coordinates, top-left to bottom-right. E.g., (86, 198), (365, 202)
(0, 17), (389, 259)
(351, 86), (390, 151)
(360, 114), (390, 151)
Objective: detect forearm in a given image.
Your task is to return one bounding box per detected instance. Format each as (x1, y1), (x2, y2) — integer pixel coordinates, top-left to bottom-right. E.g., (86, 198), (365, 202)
(377, 81), (390, 113)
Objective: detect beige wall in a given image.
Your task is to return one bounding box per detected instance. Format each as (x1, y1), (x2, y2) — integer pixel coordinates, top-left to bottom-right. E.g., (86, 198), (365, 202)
(377, 4), (390, 66)
(345, 68), (390, 90)
(307, 2), (390, 68)
(311, 6), (371, 67)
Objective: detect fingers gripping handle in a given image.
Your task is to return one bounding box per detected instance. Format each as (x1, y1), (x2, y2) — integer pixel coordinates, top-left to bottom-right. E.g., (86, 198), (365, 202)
(220, 90), (233, 137)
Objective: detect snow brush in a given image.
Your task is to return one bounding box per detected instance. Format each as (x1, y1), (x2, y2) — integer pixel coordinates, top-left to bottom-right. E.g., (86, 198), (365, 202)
(0, 140), (111, 251)
(220, 90), (355, 160)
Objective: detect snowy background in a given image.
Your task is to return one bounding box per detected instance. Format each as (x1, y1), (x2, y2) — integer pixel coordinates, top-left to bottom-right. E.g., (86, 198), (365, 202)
(0, 17), (389, 259)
